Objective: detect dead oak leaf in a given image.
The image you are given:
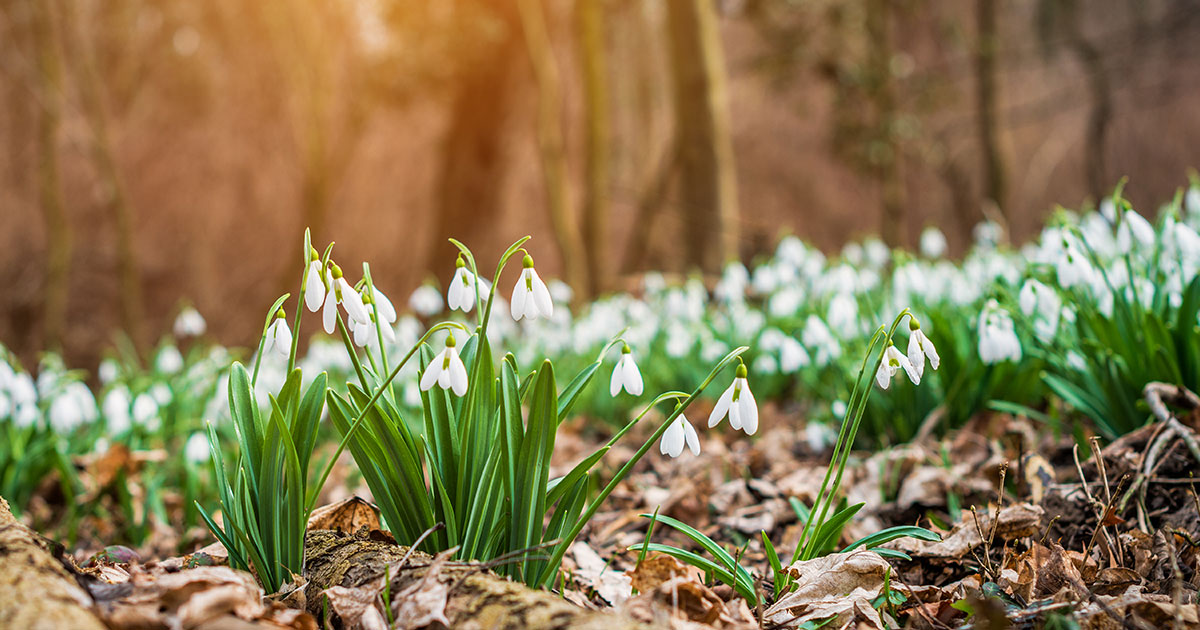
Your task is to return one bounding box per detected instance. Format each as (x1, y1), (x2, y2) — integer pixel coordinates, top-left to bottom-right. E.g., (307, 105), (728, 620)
(307, 497), (381, 535)
(390, 549), (454, 630)
(765, 550), (892, 630)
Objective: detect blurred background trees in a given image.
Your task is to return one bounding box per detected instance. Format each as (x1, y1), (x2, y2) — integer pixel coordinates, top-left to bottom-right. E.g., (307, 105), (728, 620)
(2, 0), (1199, 368)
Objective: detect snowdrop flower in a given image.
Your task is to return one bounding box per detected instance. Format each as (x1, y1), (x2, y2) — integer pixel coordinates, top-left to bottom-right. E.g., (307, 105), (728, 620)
(322, 264), (370, 333)
(0, 392), (9, 420)
(875, 341), (920, 389)
(1018, 279), (1061, 341)
(173, 307), (207, 337)
(156, 345), (184, 374)
(714, 262), (750, 304)
(973, 220), (1003, 249)
(262, 309), (293, 360)
(510, 254), (553, 321)
(132, 393), (158, 428)
(420, 335), (468, 396)
(369, 286), (398, 324)
(863, 238), (890, 268)
(304, 251), (327, 313)
(1055, 239), (1093, 289)
(103, 386), (132, 434)
(408, 285), (444, 317)
(1116, 210), (1155, 253)
(660, 409), (700, 458)
(978, 299), (1022, 364)
(448, 256), (478, 312)
(827, 293), (859, 336)
(708, 361), (758, 435)
(609, 344), (644, 396)
(920, 227), (948, 259)
(1186, 187), (1200, 216)
(906, 318), (940, 380)
(185, 432), (210, 465)
(98, 358), (120, 385)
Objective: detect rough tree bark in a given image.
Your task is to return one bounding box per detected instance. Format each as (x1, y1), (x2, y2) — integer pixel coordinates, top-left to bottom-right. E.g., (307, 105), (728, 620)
(518, 0), (590, 297)
(303, 530), (651, 630)
(866, 0), (906, 249)
(0, 496), (107, 630)
(665, 0), (739, 273)
(577, 0), (611, 297)
(975, 0), (1007, 218)
(31, 0), (70, 352)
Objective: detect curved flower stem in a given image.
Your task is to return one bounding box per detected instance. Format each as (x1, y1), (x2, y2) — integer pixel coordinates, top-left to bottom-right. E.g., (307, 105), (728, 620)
(251, 293), (290, 388)
(538, 346), (749, 587)
(308, 320), (471, 511)
(288, 230), (314, 375)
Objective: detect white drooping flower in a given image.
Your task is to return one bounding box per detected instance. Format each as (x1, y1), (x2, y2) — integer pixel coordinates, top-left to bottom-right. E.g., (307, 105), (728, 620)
(262, 310), (293, 360)
(609, 344), (644, 396)
(978, 299), (1022, 364)
(49, 381), (97, 433)
(660, 411), (700, 458)
(304, 254), (326, 313)
(448, 256), (478, 312)
(133, 392), (158, 427)
(185, 432), (210, 464)
(906, 319), (940, 380)
(1055, 237), (1094, 289)
(173, 306), (208, 337)
(510, 254), (553, 321)
(875, 341), (920, 389)
(1116, 209), (1156, 254)
(708, 362), (758, 435)
(920, 226), (948, 259)
(102, 385), (132, 435)
(1018, 279), (1061, 342)
(97, 358), (120, 385)
(156, 345), (184, 374)
(369, 286), (397, 325)
(408, 285), (443, 317)
(322, 264), (371, 333)
(420, 335), (468, 397)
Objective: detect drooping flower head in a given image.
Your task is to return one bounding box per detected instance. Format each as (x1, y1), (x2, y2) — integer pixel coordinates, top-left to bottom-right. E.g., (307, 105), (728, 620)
(610, 343), (644, 396)
(420, 334), (468, 397)
(304, 248), (326, 313)
(660, 405), (700, 458)
(978, 299), (1022, 364)
(448, 255), (478, 313)
(511, 253), (553, 321)
(875, 340), (919, 389)
(906, 317), (940, 380)
(263, 308), (293, 360)
(708, 360), (758, 435)
(322, 263), (370, 333)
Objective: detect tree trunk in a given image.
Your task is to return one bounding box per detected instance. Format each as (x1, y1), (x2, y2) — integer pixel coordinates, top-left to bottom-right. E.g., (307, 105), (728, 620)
(518, 0), (590, 297)
(665, 0), (739, 273)
(1068, 34), (1111, 201)
(866, 0), (905, 248)
(975, 0), (1007, 218)
(70, 1), (146, 353)
(577, 0), (610, 297)
(429, 2), (522, 276)
(31, 0), (70, 353)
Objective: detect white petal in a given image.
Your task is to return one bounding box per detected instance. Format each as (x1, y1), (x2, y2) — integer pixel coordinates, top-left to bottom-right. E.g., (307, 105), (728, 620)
(708, 382), (735, 427)
(924, 336), (941, 370)
(900, 354), (920, 385)
(729, 399), (743, 430)
(340, 280), (370, 324)
(623, 355), (644, 396)
(530, 269), (554, 317)
(449, 355), (468, 396)
(738, 383), (758, 435)
(661, 418), (685, 458)
(420, 361), (442, 391)
(682, 417), (701, 456)
(907, 334), (924, 379)
(381, 322), (396, 344)
(372, 288), (397, 323)
(610, 358), (624, 396)
(322, 291), (338, 334)
(511, 273), (530, 320)
(438, 365), (452, 390)
(875, 362), (891, 389)
(305, 262), (325, 312)
(271, 321), (292, 359)
(448, 268), (466, 310)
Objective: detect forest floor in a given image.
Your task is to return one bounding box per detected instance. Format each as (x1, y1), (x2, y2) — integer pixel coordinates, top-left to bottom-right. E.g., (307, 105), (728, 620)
(5, 392), (1200, 630)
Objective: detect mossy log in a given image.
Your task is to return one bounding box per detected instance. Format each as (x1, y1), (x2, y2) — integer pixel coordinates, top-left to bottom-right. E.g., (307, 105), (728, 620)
(0, 495), (107, 630)
(304, 530), (652, 630)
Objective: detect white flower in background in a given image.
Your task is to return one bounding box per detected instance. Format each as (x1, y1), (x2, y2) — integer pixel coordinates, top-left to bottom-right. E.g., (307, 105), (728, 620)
(779, 337), (810, 373)
(920, 227), (948, 258)
(304, 254), (326, 313)
(173, 307), (207, 337)
(1018, 279), (1062, 341)
(753, 354), (778, 376)
(875, 342), (920, 389)
(185, 432), (210, 464)
(768, 286), (804, 319)
(832, 399), (847, 419)
(973, 220), (1003, 249)
(802, 315), (841, 367)
(609, 344), (644, 396)
(751, 264), (779, 295)
(156, 345), (184, 374)
(708, 361), (758, 435)
(1055, 238), (1093, 289)
(49, 382), (97, 433)
(548, 279), (574, 306)
(864, 238), (890, 268)
(409, 285), (444, 317)
(660, 411), (700, 458)
(9, 372), (38, 428)
(1099, 197), (1116, 222)
(133, 392), (158, 428)
(98, 358), (120, 385)
(1186, 187), (1200, 216)
(804, 421), (837, 452)
(1066, 350), (1087, 372)
(447, 256), (478, 312)
(978, 299), (1022, 364)
(322, 264), (370, 333)
(103, 386), (132, 434)
(1116, 209), (1155, 253)
(906, 319), (940, 380)
(420, 335), (468, 396)
(262, 309), (293, 360)
(150, 382), (172, 406)
(842, 242), (864, 266)
(664, 322), (693, 359)
(714, 262), (750, 304)
(0, 392), (9, 419)
(827, 293), (859, 335)
(511, 254), (553, 321)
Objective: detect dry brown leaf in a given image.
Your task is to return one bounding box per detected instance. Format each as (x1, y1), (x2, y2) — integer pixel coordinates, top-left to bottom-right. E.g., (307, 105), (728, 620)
(390, 549), (453, 630)
(569, 542), (632, 605)
(271, 574), (308, 610)
(321, 574), (389, 630)
(891, 504), (1043, 559)
(766, 550), (891, 630)
(629, 553), (703, 594)
(307, 497), (382, 534)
